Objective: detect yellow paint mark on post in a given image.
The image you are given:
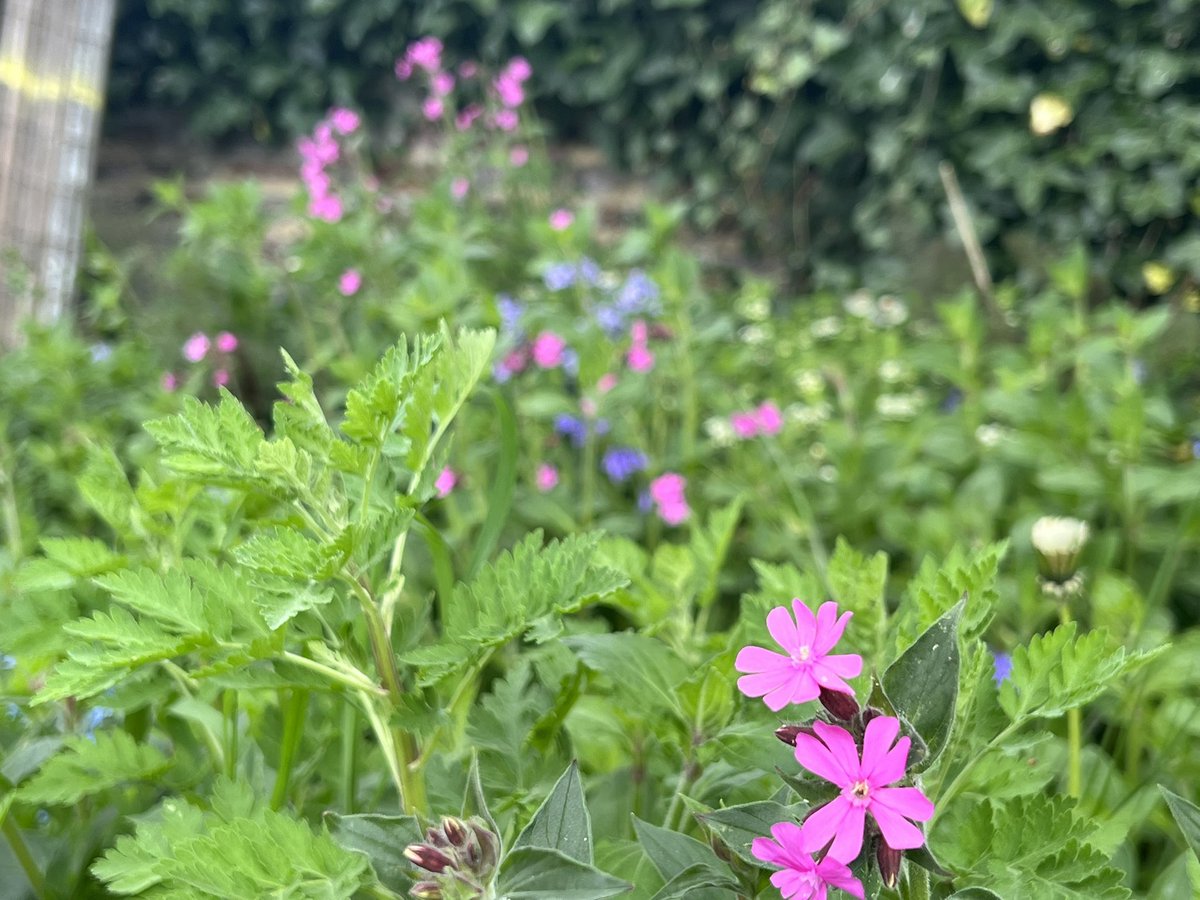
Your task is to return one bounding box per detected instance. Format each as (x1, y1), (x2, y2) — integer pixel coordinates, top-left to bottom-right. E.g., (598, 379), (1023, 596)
(0, 54), (101, 108)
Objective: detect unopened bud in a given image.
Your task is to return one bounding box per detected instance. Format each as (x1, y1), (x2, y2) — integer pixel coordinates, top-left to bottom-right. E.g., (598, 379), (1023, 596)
(774, 724), (814, 746)
(1031, 516), (1088, 584)
(410, 882), (443, 900)
(861, 706), (883, 726)
(442, 816), (469, 847)
(877, 840), (903, 888)
(404, 844), (453, 874)
(468, 821), (500, 875)
(818, 687), (860, 721)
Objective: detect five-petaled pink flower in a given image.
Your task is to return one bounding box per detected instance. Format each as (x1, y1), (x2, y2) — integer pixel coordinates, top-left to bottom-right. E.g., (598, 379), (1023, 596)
(183, 332), (210, 363)
(531, 331), (567, 368)
(735, 600), (862, 711)
(752, 821), (864, 900)
(794, 717), (935, 863)
(435, 467), (457, 498)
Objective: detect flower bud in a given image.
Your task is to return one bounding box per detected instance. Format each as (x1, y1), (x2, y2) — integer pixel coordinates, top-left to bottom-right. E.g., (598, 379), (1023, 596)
(409, 882), (443, 900)
(1031, 516), (1089, 584)
(774, 724), (815, 746)
(468, 820), (500, 876)
(818, 687), (860, 721)
(441, 816), (469, 847)
(877, 839), (903, 888)
(861, 706), (883, 726)
(404, 844), (454, 874)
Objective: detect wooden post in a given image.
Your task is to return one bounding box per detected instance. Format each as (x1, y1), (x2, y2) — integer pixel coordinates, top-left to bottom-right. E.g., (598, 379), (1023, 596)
(0, 0), (116, 349)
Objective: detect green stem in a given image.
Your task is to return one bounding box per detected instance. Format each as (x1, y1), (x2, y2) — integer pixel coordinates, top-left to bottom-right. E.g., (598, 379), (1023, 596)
(934, 720), (1022, 811)
(279, 651), (385, 696)
(0, 453), (24, 560)
(1060, 602), (1083, 798)
(2, 816), (46, 899)
(906, 864), (930, 900)
(662, 755), (701, 833)
(223, 689), (239, 780)
(271, 689), (309, 810)
(340, 700), (358, 813)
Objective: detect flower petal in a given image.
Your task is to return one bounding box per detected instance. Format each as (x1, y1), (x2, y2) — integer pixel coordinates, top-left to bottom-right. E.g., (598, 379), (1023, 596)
(868, 799), (926, 850)
(820, 652), (863, 679)
(873, 786), (935, 822)
(816, 856), (866, 899)
(860, 715), (900, 782)
(811, 666), (855, 696)
(798, 797), (851, 854)
(767, 606), (800, 653)
(812, 721), (863, 782)
(794, 731), (852, 786)
(790, 599), (819, 648)
(872, 736), (912, 786)
(751, 836), (786, 867)
(827, 802), (866, 863)
(735, 645), (790, 674)
(814, 602), (851, 655)
(765, 670), (819, 709)
(737, 668), (795, 702)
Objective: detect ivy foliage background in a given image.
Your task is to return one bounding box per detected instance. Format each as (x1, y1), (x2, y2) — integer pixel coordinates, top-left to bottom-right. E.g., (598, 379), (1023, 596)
(108, 0), (1200, 293)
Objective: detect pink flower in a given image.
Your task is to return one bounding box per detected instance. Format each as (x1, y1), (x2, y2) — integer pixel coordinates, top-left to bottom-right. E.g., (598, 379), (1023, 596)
(423, 98), (444, 121)
(597, 373), (617, 393)
(731, 412), (760, 439)
(536, 464), (559, 492)
(407, 37), (442, 73)
(303, 170), (331, 200)
(549, 208), (575, 231)
(735, 600), (862, 711)
(751, 821), (865, 899)
(309, 193), (344, 222)
(455, 104), (483, 131)
(494, 74), (524, 107)
(213, 368), (230, 388)
(493, 109), (519, 131)
(532, 331), (567, 369)
(339, 269), (362, 297)
(458, 61), (478, 79)
(215, 331), (238, 354)
(756, 401), (783, 435)
(183, 332), (210, 363)
(627, 344), (655, 372)
(451, 177), (470, 200)
(649, 473), (690, 525)
(435, 466), (457, 498)
(501, 348), (529, 376)
(395, 58), (413, 80)
(432, 71), (455, 97)
(794, 717), (935, 862)
(658, 501), (691, 526)
(505, 56), (532, 82)
(509, 145), (529, 167)
(329, 107), (360, 135)
(161, 371), (178, 392)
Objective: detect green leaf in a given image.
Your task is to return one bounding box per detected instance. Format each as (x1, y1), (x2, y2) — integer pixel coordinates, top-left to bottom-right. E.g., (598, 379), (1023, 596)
(325, 812), (422, 892)
(999, 624), (1158, 723)
(39, 537), (125, 578)
(882, 598), (963, 766)
(16, 731), (170, 805)
(565, 634), (689, 721)
(513, 761), (594, 864)
(78, 445), (138, 536)
(467, 389), (519, 579)
(497, 847), (631, 899)
(648, 863), (737, 899)
(1161, 787), (1200, 863)
(697, 800), (809, 865)
(826, 537), (889, 659)
(632, 816), (725, 882)
(144, 390), (265, 486)
(688, 501), (742, 609)
(893, 543), (1004, 656)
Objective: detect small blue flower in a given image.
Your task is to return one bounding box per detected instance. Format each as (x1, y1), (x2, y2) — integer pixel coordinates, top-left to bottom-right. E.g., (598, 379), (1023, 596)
(992, 651), (1013, 685)
(36, 810), (50, 827)
(493, 362), (513, 384)
(603, 447), (648, 483)
(496, 294), (523, 333)
(0, 654), (15, 671)
(940, 388), (964, 414)
(561, 348), (580, 377)
(594, 304), (625, 338)
(637, 490), (653, 513)
(555, 414), (588, 447)
(578, 257), (601, 286)
(594, 418), (611, 437)
(89, 343), (113, 363)
(543, 263), (577, 292)
(616, 270), (660, 314)
(6, 702), (21, 721)
(83, 707), (115, 733)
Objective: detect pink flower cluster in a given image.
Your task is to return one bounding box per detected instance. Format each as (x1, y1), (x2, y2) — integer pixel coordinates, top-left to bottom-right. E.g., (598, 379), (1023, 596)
(299, 108), (359, 222)
(397, 37), (531, 133)
(736, 600), (934, 896)
(731, 401), (783, 439)
(648, 473), (689, 525)
(626, 320), (655, 373)
(164, 330), (238, 390)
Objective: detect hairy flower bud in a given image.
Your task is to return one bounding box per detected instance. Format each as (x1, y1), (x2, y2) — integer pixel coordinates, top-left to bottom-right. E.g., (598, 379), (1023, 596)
(404, 844), (454, 874)
(818, 686), (860, 721)
(409, 882), (443, 900)
(774, 724), (815, 746)
(442, 817), (469, 847)
(877, 839), (903, 888)
(467, 820), (500, 878)
(860, 706), (883, 727)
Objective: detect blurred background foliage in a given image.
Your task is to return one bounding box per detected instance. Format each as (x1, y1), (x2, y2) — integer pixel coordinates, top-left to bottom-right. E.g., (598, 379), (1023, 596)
(107, 0), (1200, 294)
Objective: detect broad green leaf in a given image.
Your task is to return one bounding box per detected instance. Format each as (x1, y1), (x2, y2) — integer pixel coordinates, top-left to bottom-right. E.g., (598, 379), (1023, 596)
(697, 800), (809, 864)
(689, 501), (742, 609)
(1161, 787), (1200, 862)
(565, 634), (689, 720)
(496, 847), (631, 899)
(882, 599), (963, 767)
(513, 761), (593, 864)
(325, 812), (422, 892)
(648, 863), (737, 899)
(632, 816), (725, 882)
(466, 388), (519, 579)
(16, 731), (170, 805)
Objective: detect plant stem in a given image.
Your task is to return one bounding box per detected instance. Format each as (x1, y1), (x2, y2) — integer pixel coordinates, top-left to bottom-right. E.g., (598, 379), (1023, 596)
(2, 816), (46, 899)
(1060, 602), (1083, 798)
(279, 651), (385, 695)
(271, 689), (309, 810)
(0, 452), (24, 560)
(934, 720), (1022, 811)
(223, 689), (239, 780)
(662, 755), (701, 832)
(340, 700), (358, 813)
(907, 864), (931, 900)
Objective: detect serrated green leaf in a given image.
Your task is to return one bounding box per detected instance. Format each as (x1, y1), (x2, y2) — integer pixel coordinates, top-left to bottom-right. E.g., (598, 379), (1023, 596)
(39, 537), (126, 578)
(894, 543), (1005, 656)
(688, 501), (742, 609)
(78, 444), (138, 536)
(513, 761), (594, 864)
(826, 537), (888, 659)
(497, 847), (631, 899)
(882, 599), (962, 767)
(565, 633), (689, 721)
(325, 812), (422, 892)
(16, 731), (170, 805)
(144, 391), (265, 485)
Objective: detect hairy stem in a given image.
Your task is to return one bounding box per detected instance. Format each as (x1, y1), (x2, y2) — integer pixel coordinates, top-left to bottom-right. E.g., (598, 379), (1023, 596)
(222, 689), (239, 780)
(340, 700), (358, 813)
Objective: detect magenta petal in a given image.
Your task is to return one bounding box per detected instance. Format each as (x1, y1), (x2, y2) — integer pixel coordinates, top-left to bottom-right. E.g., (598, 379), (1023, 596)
(811, 666), (855, 696)
(793, 732), (852, 786)
(767, 606), (800, 652)
(812, 721), (862, 781)
(799, 797), (851, 854)
(813, 602), (851, 654)
(737, 668), (794, 702)
(816, 856), (866, 899)
(874, 786), (935, 822)
(790, 599), (818, 648)
(826, 802), (866, 863)
(820, 652), (863, 679)
(735, 645), (790, 673)
(765, 670), (818, 709)
(868, 800), (926, 850)
(873, 736), (912, 786)
(751, 836), (785, 866)
(860, 716), (900, 780)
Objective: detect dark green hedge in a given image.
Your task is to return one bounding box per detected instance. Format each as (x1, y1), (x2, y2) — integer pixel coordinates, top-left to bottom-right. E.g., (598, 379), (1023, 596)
(108, 0), (1200, 294)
